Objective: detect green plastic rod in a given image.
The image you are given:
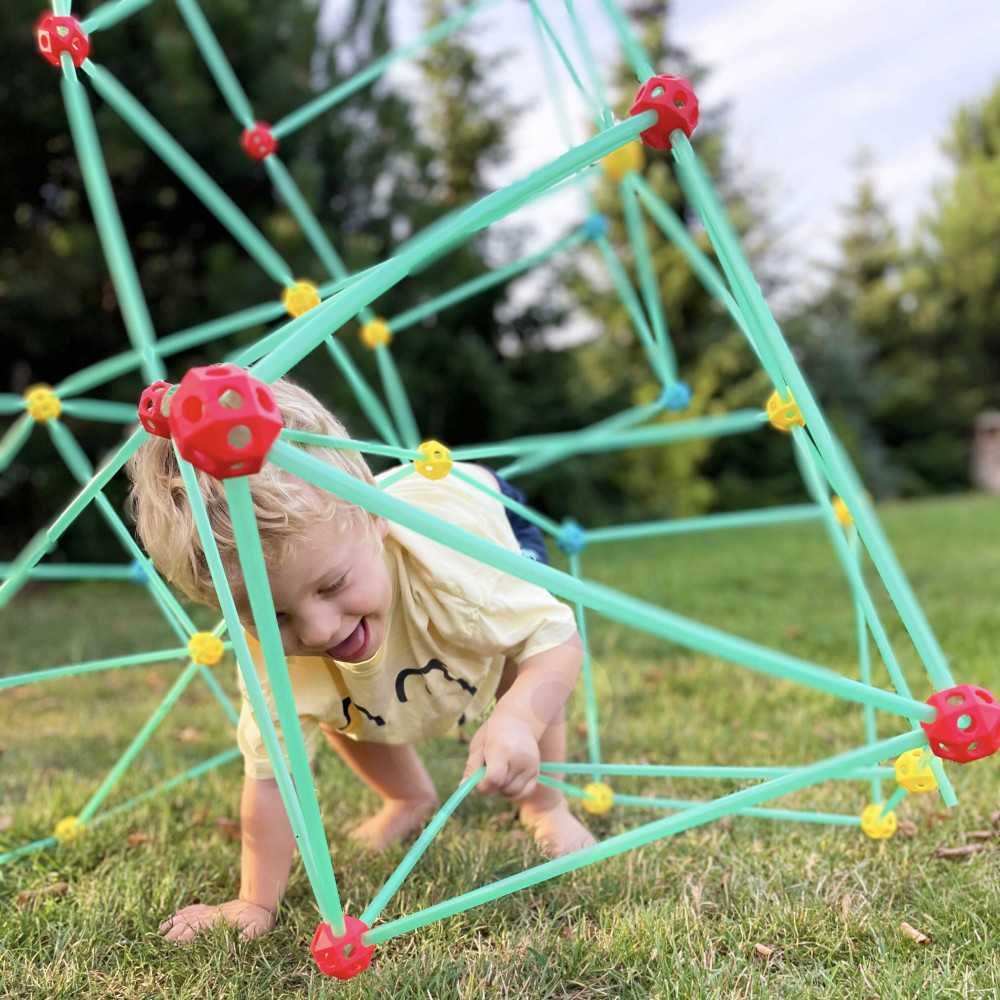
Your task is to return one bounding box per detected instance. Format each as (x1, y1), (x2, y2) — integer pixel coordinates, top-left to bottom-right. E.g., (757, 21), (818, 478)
(253, 115), (654, 382)
(175, 0), (255, 127)
(82, 61), (294, 287)
(596, 0), (655, 82)
(454, 410), (768, 462)
(853, 530), (882, 804)
(0, 562), (135, 582)
(323, 337), (402, 447)
(196, 664), (240, 728)
(377, 464), (415, 490)
(280, 429), (419, 462)
(0, 415), (33, 474)
(264, 157), (353, 288)
(570, 552), (602, 778)
(563, 0), (611, 124)
(529, 0), (606, 128)
(452, 466), (562, 537)
(585, 504), (822, 544)
(0, 394), (23, 415)
(271, 0), (500, 139)
(78, 660), (201, 823)
(0, 837), (59, 868)
(61, 64), (165, 384)
(388, 231), (587, 334)
(879, 785), (908, 819)
(539, 762), (894, 781)
(361, 768), (485, 926)
(0, 646), (192, 691)
(54, 1), (72, 17)
(269, 442), (934, 722)
(0, 428), (144, 610)
(55, 350), (143, 397)
(364, 730), (925, 945)
(94, 749), (242, 821)
(157, 299), (288, 358)
(60, 398), (140, 423)
(376, 346), (421, 448)
(176, 453), (326, 900)
(82, 0), (156, 33)
(229, 301), (329, 369)
(499, 401), (662, 479)
(595, 234), (672, 386)
(224, 476), (347, 933)
(610, 792), (863, 827)
(620, 179), (676, 379)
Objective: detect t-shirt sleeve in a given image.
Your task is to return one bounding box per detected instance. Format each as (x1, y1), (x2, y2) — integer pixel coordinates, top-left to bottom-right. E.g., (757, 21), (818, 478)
(236, 695), (322, 781)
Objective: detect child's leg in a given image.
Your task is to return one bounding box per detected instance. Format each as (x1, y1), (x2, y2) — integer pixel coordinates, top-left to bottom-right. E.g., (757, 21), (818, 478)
(320, 727), (439, 851)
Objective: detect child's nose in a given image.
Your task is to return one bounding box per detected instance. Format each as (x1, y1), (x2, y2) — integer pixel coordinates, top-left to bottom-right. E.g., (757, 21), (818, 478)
(295, 606), (340, 652)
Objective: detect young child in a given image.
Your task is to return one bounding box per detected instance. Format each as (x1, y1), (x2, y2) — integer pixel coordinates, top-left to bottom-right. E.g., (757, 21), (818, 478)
(127, 377), (595, 943)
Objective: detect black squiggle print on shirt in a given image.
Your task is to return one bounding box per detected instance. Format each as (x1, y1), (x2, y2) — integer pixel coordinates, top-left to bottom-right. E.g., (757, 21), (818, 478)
(395, 659), (477, 704)
(336, 696), (385, 730)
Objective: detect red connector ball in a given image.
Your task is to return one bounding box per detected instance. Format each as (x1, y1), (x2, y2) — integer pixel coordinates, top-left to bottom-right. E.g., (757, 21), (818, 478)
(35, 13), (91, 68)
(628, 75), (699, 150)
(311, 916), (375, 980)
(240, 122), (278, 161)
(137, 380), (173, 438)
(921, 684), (1000, 764)
(167, 365), (283, 480)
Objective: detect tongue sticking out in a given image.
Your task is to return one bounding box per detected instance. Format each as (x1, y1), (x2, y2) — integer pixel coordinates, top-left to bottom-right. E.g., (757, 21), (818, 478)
(328, 618), (367, 662)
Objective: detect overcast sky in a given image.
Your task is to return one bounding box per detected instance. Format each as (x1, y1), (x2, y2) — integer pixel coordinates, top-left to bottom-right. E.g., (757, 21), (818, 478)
(324, 0), (999, 312)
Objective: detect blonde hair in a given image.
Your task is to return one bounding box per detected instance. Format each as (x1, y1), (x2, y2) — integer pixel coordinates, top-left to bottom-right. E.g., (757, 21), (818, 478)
(127, 377), (377, 606)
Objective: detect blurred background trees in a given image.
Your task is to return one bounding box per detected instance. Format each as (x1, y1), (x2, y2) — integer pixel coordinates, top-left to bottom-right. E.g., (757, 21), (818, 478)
(2, 0), (998, 562)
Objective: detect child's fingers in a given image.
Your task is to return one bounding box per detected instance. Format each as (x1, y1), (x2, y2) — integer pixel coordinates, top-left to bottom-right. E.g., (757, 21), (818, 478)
(461, 745), (486, 782)
(480, 754), (510, 795)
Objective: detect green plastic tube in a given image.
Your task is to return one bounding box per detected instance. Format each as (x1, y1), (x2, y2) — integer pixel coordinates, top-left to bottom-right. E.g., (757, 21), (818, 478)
(82, 0), (157, 33)
(596, 0), (655, 82)
(563, 0), (611, 124)
(158, 299), (288, 357)
(570, 552), (602, 777)
(269, 442), (933, 723)
(0, 646), (191, 691)
(364, 730), (924, 945)
(82, 61), (293, 287)
(0, 394), (23, 415)
(454, 410), (768, 462)
(0, 530), (51, 611)
(196, 664), (240, 728)
(0, 562), (135, 582)
(264, 157), (353, 288)
(253, 115), (653, 383)
(879, 785), (908, 819)
(853, 531), (882, 804)
(224, 477), (347, 933)
(61, 65), (165, 384)
(376, 346), (421, 448)
(452, 466), (562, 537)
(175, 0), (255, 127)
(176, 454), (326, 903)
(620, 179), (676, 379)
(499, 401), (662, 480)
(361, 768), (485, 926)
(378, 464), (415, 490)
(271, 0), (500, 139)
(585, 504), (823, 544)
(595, 234), (672, 386)
(55, 351), (142, 398)
(60, 398), (140, 423)
(539, 762), (894, 781)
(323, 337), (402, 447)
(280, 429), (419, 462)
(388, 231), (586, 334)
(0, 415), (33, 474)
(78, 660), (201, 823)
(0, 837), (59, 868)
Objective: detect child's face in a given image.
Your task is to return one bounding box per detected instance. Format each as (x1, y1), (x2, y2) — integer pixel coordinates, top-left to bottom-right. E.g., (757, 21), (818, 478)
(247, 514), (392, 663)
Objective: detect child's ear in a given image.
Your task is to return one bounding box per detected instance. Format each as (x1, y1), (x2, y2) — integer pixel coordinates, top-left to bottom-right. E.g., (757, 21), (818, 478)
(375, 516), (389, 540)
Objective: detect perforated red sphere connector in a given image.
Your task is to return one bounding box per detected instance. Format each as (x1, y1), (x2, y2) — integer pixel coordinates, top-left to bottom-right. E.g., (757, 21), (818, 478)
(35, 13), (91, 68)
(167, 364), (283, 480)
(628, 74), (699, 151)
(311, 916), (375, 980)
(137, 380), (173, 438)
(240, 122), (278, 161)
(921, 684), (1000, 764)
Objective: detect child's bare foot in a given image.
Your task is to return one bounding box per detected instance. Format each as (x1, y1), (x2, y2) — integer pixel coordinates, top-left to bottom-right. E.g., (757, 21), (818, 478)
(519, 800), (597, 858)
(347, 796), (438, 852)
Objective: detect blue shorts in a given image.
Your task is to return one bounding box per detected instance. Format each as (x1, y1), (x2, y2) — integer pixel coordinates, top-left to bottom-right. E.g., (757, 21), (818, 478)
(483, 468), (550, 565)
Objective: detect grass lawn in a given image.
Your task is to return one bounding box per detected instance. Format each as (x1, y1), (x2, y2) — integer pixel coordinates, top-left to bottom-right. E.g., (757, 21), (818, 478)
(1, 493), (999, 998)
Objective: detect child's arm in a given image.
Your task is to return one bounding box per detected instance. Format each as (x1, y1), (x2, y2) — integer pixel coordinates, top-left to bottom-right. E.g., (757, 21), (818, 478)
(159, 775), (295, 943)
(462, 634), (583, 800)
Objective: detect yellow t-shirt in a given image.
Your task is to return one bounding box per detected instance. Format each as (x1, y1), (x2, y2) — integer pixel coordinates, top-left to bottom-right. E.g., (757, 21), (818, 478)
(236, 463), (577, 779)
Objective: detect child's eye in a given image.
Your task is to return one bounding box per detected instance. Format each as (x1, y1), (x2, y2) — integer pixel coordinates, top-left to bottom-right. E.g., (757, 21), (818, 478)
(320, 577), (347, 596)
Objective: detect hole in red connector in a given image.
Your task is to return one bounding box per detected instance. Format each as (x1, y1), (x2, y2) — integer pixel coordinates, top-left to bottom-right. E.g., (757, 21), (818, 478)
(182, 396), (203, 422)
(228, 425), (251, 449)
(957, 713), (973, 731)
(674, 94), (686, 108)
(256, 388), (275, 411)
(946, 694), (965, 705)
(219, 389), (244, 410)
(651, 86), (664, 97)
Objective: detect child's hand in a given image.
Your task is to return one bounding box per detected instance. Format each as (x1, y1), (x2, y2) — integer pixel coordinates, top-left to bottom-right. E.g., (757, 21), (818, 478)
(462, 713), (540, 799)
(158, 898), (276, 943)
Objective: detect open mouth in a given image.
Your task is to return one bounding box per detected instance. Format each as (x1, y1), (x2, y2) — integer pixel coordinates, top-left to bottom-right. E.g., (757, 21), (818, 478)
(326, 617), (369, 662)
